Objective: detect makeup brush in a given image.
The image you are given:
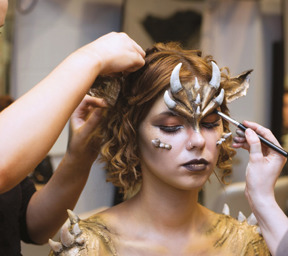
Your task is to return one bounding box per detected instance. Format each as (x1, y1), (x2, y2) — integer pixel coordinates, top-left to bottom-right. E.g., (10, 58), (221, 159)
(216, 110), (288, 157)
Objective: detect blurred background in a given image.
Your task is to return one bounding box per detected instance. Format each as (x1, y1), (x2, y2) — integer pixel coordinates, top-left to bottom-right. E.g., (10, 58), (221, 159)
(0, 0), (286, 254)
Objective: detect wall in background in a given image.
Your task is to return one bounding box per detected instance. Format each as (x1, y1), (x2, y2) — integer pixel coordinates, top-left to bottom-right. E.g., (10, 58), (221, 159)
(11, 0), (122, 215)
(8, 1), (282, 254)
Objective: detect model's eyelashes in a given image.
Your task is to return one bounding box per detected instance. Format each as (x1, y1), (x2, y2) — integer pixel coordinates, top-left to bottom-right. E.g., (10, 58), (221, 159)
(158, 125), (184, 134)
(201, 120), (220, 129)
(156, 119), (220, 133)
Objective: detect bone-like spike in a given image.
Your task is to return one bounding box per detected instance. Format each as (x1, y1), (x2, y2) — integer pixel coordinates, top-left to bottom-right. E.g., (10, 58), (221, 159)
(201, 101), (218, 118)
(237, 211), (246, 222)
(200, 89), (225, 118)
(67, 209), (80, 225)
(152, 138), (160, 147)
(214, 88), (225, 105)
(216, 138), (225, 145)
(209, 61), (221, 89)
(247, 213), (258, 226)
(73, 223), (82, 236)
(76, 236), (85, 245)
(194, 77), (200, 90)
(195, 93), (201, 105)
(164, 90), (177, 109)
(222, 203), (230, 215)
(196, 106), (201, 115)
(170, 63), (183, 93)
(224, 132), (232, 139)
(256, 226), (262, 235)
(164, 144), (172, 150)
(60, 223), (75, 247)
(49, 239), (63, 253)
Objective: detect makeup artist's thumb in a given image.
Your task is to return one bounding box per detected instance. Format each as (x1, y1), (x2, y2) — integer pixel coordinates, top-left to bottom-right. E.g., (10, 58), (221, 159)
(245, 128), (262, 158)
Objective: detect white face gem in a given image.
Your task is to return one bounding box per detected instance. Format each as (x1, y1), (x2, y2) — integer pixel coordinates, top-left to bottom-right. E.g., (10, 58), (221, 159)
(151, 138), (172, 150)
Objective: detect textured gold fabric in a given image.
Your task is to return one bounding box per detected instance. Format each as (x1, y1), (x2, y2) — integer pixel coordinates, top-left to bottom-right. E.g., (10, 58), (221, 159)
(49, 212), (270, 255)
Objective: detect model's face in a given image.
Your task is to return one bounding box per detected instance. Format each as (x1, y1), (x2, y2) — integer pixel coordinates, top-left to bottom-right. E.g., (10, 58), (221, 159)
(138, 95), (223, 191)
(0, 0), (8, 27)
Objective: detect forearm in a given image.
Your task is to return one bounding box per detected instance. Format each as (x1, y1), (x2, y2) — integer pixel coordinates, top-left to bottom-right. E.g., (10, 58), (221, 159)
(248, 194), (288, 256)
(0, 50), (100, 193)
(26, 153), (94, 244)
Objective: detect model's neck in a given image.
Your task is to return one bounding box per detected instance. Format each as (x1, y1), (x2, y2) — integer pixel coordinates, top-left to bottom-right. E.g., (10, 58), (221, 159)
(130, 183), (205, 234)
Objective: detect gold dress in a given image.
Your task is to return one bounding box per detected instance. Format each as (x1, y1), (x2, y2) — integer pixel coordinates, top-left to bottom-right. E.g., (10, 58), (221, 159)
(49, 209), (270, 256)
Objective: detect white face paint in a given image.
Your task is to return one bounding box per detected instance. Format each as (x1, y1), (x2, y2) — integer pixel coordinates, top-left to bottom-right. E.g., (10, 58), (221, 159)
(138, 95), (223, 191)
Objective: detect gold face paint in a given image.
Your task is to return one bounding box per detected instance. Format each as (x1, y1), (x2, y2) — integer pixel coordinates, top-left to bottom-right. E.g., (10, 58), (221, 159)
(164, 62), (224, 132)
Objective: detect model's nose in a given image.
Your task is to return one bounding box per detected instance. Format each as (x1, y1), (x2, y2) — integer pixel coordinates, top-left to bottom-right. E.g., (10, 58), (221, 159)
(186, 130), (205, 150)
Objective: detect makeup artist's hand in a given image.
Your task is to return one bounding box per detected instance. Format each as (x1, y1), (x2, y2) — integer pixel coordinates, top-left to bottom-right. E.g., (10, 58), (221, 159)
(232, 120), (286, 202)
(66, 95), (107, 165)
(77, 32), (146, 75)
(233, 122), (288, 256)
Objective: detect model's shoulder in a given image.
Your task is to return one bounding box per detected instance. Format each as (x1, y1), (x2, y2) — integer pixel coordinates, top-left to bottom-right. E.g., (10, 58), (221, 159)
(49, 210), (117, 256)
(208, 210), (270, 255)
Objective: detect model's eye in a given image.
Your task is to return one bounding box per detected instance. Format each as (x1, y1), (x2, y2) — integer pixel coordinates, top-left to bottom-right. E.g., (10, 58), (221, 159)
(201, 120), (220, 129)
(158, 125), (183, 134)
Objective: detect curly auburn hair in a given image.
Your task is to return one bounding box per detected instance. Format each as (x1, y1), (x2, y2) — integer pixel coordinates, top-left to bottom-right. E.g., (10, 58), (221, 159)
(98, 42), (236, 197)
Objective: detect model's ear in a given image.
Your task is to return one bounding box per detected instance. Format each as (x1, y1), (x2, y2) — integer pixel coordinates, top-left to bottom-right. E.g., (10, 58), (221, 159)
(224, 69), (253, 103)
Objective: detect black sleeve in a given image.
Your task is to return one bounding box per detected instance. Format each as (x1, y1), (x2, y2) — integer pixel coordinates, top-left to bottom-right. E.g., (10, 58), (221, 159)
(276, 229), (288, 256)
(19, 177), (37, 244)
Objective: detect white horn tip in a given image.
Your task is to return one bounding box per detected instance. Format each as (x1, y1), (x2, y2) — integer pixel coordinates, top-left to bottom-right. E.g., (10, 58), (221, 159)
(49, 239), (63, 253)
(214, 88), (225, 105)
(222, 203), (230, 215)
(256, 226), (262, 235)
(247, 213), (258, 226)
(73, 223), (82, 236)
(223, 132), (232, 139)
(170, 63), (183, 93)
(237, 211), (246, 222)
(164, 90), (177, 109)
(76, 236), (85, 245)
(60, 223), (75, 247)
(194, 76), (200, 90)
(67, 209), (80, 224)
(210, 61), (221, 89)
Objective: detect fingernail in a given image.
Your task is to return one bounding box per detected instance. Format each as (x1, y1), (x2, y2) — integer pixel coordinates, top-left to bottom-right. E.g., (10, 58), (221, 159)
(236, 129), (245, 137)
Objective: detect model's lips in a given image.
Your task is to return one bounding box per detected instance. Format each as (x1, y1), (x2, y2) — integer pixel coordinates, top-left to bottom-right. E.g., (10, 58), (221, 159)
(182, 158), (209, 171)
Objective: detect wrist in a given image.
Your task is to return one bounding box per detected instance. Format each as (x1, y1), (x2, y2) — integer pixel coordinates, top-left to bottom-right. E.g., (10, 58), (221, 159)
(62, 151), (95, 170)
(72, 45), (103, 76)
(248, 192), (277, 213)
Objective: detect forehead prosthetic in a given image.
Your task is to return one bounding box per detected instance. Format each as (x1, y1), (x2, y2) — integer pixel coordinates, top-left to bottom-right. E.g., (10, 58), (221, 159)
(164, 62), (252, 132)
(164, 62), (223, 132)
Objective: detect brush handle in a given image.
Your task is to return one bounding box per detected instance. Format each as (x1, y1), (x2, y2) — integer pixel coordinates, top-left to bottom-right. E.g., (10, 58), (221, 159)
(238, 123), (288, 157)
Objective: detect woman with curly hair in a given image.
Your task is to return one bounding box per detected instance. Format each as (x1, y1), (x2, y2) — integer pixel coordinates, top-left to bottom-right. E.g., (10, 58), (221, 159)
(49, 42), (277, 255)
